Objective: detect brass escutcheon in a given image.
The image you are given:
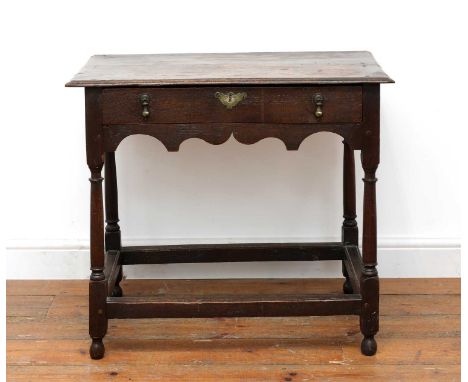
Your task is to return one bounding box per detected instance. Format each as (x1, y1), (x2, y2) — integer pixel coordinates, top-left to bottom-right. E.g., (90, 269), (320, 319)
(215, 91), (247, 109)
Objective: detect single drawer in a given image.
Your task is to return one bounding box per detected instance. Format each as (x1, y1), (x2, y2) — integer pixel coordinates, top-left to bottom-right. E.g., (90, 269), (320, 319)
(262, 86), (362, 124)
(101, 86), (362, 125)
(102, 87), (262, 124)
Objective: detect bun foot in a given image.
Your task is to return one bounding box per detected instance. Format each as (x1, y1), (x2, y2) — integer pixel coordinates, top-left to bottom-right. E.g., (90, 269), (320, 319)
(111, 285), (123, 297)
(361, 336), (377, 356)
(343, 279), (353, 294)
(90, 338), (105, 360)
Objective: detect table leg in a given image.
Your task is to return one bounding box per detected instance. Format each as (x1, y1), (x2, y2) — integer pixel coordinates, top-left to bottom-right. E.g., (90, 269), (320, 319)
(342, 141), (358, 294)
(360, 153), (379, 356)
(358, 84), (380, 356)
(88, 164), (107, 360)
(85, 88), (107, 359)
(105, 151), (123, 297)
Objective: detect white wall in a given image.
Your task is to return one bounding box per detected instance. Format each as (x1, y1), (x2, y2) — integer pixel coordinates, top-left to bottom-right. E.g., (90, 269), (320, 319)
(3, 0), (463, 278)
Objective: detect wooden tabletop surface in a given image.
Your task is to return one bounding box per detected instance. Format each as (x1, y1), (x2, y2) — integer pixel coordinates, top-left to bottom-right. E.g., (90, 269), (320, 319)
(66, 51), (394, 87)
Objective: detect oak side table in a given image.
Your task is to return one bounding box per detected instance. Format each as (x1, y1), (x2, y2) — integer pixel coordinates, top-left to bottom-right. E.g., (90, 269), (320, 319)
(66, 51), (393, 359)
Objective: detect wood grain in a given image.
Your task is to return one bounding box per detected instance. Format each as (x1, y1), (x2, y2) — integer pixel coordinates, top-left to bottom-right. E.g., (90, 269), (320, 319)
(6, 278), (460, 381)
(66, 51), (394, 87)
(102, 121), (365, 152)
(6, 278), (460, 296)
(7, 337), (460, 366)
(70, 56), (394, 358)
(101, 86), (362, 124)
(42, 293), (460, 319)
(119, 242), (345, 265)
(7, 364), (460, 382)
(6, 295), (54, 319)
(7, 315), (460, 341)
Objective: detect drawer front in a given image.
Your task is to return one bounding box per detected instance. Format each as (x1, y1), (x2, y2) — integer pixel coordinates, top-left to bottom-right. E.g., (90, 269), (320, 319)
(102, 87), (262, 124)
(262, 86), (362, 124)
(101, 86), (362, 125)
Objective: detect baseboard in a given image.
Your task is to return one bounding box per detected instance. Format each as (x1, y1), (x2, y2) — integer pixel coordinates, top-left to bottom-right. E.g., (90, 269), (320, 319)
(5, 237), (460, 279)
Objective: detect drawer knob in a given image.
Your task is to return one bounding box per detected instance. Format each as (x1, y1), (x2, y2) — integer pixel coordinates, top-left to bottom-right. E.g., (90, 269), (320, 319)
(215, 92), (247, 109)
(140, 94), (150, 118)
(314, 93), (324, 119)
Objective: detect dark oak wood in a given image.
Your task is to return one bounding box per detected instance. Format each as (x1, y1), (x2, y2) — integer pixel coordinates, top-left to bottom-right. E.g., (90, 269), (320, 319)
(66, 51), (393, 87)
(104, 152), (123, 298)
(344, 245), (363, 294)
(107, 294), (362, 319)
(120, 242), (345, 265)
(359, 84), (381, 356)
(104, 250), (121, 297)
(101, 86), (362, 124)
(68, 51), (392, 360)
(342, 142), (358, 246)
(102, 122), (365, 152)
(104, 152), (121, 252)
(341, 141), (358, 294)
(85, 88), (107, 360)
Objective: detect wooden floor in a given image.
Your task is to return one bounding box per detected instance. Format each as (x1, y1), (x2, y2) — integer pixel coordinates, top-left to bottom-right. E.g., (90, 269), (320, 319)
(6, 278), (460, 381)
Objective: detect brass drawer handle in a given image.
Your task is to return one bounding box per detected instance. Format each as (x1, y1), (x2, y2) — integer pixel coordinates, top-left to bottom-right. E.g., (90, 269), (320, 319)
(215, 92), (247, 109)
(140, 94), (150, 118)
(314, 93), (324, 118)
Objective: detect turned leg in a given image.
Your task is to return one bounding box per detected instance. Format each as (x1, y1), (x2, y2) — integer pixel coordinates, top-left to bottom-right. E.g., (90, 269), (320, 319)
(86, 88), (107, 360)
(360, 162), (379, 356)
(105, 152), (123, 297)
(359, 85), (380, 356)
(88, 164), (107, 359)
(342, 141), (357, 294)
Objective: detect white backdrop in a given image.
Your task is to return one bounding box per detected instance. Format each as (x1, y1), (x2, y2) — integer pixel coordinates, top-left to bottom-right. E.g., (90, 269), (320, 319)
(3, 0), (463, 278)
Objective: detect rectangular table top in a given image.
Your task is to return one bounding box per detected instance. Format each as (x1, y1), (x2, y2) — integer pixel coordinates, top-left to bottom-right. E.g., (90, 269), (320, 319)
(66, 51), (393, 87)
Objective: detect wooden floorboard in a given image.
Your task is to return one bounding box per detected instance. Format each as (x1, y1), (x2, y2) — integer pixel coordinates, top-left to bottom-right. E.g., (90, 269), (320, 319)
(6, 315), (460, 340)
(7, 365), (461, 382)
(6, 278), (461, 381)
(40, 293), (460, 319)
(6, 278), (461, 296)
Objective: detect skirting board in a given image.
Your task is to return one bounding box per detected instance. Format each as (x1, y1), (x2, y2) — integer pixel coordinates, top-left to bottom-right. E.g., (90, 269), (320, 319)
(5, 237), (460, 279)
